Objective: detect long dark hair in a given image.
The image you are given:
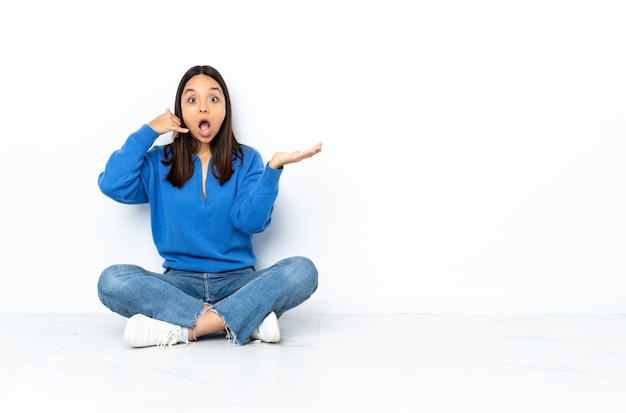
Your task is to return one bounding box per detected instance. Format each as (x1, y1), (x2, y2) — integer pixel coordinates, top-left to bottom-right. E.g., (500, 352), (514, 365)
(162, 65), (243, 187)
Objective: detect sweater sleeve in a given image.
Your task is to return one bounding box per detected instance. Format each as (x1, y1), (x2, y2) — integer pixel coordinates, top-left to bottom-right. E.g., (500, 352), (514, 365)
(230, 148), (283, 234)
(97, 124), (159, 204)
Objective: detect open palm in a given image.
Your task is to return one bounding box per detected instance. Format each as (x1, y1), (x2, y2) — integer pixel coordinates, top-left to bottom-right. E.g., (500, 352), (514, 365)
(269, 142), (323, 169)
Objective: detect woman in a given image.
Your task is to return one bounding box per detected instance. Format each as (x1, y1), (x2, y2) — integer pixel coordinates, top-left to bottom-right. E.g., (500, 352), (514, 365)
(97, 65), (322, 348)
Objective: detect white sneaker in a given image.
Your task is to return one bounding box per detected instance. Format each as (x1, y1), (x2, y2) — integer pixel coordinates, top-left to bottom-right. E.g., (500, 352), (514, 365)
(250, 311), (281, 343)
(123, 314), (188, 348)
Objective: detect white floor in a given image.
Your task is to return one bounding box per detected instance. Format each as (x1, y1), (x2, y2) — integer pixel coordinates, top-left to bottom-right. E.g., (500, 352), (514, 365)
(2, 312), (626, 412)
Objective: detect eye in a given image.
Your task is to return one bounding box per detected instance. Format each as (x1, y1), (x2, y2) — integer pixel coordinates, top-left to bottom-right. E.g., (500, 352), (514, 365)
(187, 97), (197, 103)
(210, 96), (219, 102)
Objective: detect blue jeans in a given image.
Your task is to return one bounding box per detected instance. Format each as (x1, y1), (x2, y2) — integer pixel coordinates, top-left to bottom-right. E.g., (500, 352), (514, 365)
(97, 256), (318, 345)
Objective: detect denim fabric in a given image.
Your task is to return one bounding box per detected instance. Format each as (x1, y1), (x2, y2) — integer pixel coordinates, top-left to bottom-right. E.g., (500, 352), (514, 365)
(97, 256), (318, 345)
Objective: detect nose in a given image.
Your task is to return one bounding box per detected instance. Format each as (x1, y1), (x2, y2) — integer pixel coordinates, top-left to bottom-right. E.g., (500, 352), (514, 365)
(199, 101), (209, 113)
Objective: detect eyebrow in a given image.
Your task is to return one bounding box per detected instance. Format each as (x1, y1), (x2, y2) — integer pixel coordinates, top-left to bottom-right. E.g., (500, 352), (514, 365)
(183, 87), (222, 95)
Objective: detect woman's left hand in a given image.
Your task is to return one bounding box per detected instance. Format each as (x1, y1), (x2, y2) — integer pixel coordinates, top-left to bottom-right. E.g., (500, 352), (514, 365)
(269, 142), (323, 169)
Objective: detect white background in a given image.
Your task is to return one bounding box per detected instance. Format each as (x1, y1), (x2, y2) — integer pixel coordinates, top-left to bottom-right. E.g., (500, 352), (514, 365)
(1, 0), (624, 314)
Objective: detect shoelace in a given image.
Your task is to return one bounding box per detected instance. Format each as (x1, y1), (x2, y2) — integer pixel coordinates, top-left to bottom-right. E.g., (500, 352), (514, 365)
(152, 327), (189, 349)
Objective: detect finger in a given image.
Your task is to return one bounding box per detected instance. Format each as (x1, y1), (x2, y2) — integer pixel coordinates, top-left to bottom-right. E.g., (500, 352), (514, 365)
(302, 144), (322, 157)
(166, 108), (182, 122)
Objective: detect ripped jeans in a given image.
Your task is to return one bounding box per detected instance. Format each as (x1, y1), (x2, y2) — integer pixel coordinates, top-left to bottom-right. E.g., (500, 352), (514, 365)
(97, 256), (318, 345)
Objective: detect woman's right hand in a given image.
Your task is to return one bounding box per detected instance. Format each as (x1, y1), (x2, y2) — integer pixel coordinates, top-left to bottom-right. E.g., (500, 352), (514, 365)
(147, 108), (189, 138)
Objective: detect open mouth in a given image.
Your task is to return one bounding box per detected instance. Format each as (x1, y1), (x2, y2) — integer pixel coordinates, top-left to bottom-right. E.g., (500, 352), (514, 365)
(199, 120), (210, 132)
(198, 119), (212, 137)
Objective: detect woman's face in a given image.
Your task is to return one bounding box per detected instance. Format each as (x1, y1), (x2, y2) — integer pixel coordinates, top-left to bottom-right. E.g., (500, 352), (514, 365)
(180, 74), (226, 145)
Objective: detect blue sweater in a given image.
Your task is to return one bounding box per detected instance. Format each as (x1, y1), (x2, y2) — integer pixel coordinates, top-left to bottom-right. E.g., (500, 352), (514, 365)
(98, 124), (282, 273)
